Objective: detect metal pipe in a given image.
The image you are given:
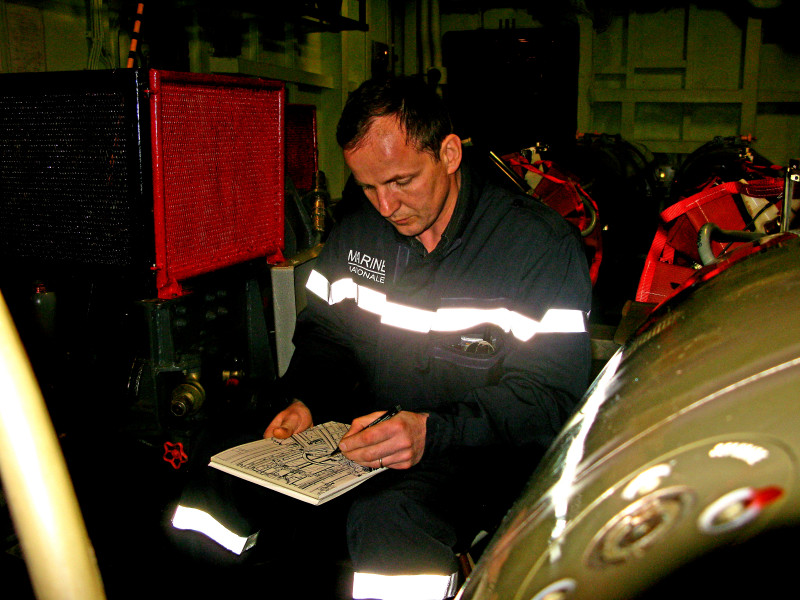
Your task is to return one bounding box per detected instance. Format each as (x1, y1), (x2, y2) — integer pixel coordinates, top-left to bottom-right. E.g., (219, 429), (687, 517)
(579, 195), (599, 237)
(419, 0), (431, 75)
(0, 293), (106, 600)
(489, 150), (530, 195)
(126, 2), (144, 68)
(697, 223), (765, 265)
(781, 159), (799, 233)
(431, 0), (443, 78)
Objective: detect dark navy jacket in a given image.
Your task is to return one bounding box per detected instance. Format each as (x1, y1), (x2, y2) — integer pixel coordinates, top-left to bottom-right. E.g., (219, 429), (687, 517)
(281, 163), (592, 459)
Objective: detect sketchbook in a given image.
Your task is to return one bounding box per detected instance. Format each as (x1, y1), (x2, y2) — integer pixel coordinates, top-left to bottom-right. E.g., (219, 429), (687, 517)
(209, 422), (385, 505)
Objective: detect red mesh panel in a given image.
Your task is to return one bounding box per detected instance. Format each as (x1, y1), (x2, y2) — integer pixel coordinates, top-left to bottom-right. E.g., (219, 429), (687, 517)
(150, 71), (285, 298)
(285, 104), (318, 194)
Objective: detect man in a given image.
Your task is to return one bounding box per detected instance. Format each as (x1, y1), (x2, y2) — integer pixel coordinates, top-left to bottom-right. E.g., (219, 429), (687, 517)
(265, 75), (591, 595)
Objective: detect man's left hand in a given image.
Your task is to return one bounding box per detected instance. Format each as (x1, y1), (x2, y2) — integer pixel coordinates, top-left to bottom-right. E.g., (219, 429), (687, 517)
(337, 410), (428, 469)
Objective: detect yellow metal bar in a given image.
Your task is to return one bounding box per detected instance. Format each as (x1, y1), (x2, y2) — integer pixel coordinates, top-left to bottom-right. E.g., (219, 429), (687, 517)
(0, 293), (106, 600)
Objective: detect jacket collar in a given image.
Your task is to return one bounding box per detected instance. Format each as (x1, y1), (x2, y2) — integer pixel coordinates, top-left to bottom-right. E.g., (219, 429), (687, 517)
(404, 160), (478, 258)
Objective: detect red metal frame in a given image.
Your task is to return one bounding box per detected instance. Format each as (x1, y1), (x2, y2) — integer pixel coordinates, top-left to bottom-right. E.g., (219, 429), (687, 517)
(149, 70), (286, 298)
(285, 103), (319, 194)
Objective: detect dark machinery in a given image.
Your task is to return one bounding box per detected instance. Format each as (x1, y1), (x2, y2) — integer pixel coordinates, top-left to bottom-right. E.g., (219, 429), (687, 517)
(458, 228), (800, 600)
(0, 69), (312, 461)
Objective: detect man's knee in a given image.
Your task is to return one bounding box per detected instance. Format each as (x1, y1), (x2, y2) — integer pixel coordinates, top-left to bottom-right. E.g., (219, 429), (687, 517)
(347, 487), (458, 575)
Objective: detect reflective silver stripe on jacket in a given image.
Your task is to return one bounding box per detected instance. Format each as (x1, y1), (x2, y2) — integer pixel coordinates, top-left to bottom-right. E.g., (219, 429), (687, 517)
(306, 269), (587, 342)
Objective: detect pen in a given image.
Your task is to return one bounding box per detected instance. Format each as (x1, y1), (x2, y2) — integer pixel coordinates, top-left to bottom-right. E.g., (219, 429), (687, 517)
(329, 404), (402, 457)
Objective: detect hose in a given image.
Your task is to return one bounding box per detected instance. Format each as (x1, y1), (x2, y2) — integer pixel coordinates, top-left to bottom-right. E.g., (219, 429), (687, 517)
(697, 223), (765, 266)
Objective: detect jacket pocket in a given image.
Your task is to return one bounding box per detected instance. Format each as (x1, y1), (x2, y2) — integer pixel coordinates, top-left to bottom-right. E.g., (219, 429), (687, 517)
(428, 325), (508, 403)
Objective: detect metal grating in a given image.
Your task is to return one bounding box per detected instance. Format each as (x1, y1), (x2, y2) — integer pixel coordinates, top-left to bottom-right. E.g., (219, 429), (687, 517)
(0, 70), (148, 268)
(0, 70), (285, 299)
(151, 71), (285, 298)
(285, 103), (318, 194)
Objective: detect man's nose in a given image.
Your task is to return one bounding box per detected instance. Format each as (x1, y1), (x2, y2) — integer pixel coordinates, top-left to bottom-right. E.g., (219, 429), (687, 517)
(375, 187), (400, 217)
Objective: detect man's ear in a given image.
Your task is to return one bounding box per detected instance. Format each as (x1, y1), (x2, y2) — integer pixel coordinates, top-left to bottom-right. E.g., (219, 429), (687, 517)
(440, 133), (463, 175)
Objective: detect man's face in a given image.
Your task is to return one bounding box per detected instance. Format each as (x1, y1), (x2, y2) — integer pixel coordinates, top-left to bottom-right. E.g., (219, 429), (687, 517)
(344, 115), (461, 251)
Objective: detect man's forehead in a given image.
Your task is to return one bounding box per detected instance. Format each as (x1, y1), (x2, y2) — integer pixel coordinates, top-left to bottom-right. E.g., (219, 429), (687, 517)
(358, 114), (406, 147)
(352, 114), (432, 154)
(346, 124), (429, 167)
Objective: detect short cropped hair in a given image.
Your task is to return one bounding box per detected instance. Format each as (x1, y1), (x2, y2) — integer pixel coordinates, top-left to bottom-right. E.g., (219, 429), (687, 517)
(336, 75), (453, 160)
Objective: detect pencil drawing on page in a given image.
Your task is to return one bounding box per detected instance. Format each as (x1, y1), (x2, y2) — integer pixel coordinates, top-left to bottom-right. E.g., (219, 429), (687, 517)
(209, 421), (384, 505)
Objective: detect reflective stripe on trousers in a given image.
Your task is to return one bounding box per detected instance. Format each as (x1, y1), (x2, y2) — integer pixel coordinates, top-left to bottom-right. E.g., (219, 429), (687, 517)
(171, 504), (259, 555)
(352, 571), (460, 600)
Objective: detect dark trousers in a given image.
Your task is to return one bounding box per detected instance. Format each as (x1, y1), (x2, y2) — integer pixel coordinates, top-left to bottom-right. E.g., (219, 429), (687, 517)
(347, 460), (471, 575)
(170, 417), (534, 578)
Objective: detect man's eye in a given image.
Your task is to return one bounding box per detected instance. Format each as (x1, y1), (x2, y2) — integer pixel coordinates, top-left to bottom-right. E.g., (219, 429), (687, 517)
(395, 178), (412, 187)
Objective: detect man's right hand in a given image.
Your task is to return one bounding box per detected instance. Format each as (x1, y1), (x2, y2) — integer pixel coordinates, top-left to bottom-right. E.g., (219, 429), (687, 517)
(263, 399), (313, 439)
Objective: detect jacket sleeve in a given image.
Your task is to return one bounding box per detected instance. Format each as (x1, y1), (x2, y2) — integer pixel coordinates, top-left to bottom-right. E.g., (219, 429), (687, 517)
(422, 225), (593, 457)
(277, 228), (363, 420)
